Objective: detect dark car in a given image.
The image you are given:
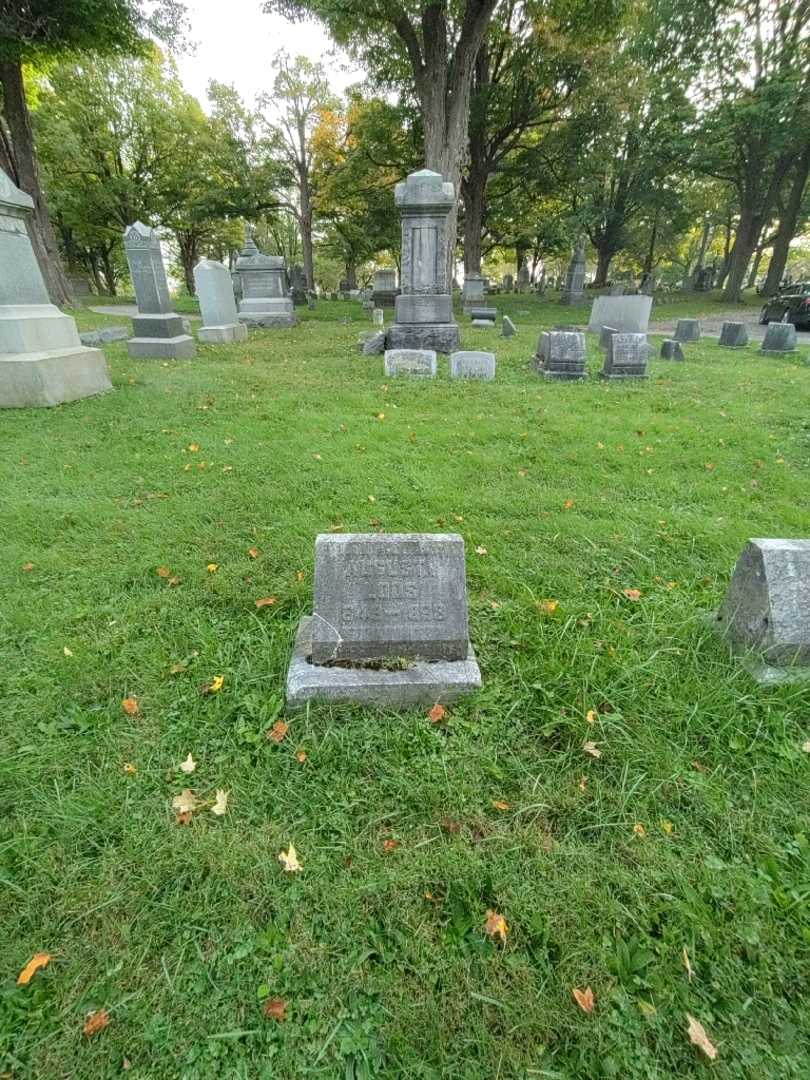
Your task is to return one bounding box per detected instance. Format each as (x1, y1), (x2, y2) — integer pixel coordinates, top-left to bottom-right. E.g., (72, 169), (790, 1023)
(760, 284), (810, 328)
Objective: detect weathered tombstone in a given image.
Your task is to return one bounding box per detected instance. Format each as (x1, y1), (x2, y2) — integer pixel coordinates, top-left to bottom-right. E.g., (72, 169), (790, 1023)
(289, 264), (307, 306)
(338, 278), (351, 299)
(639, 272), (654, 296)
(462, 273), (486, 313)
(67, 273), (91, 297)
(371, 268), (398, 308)
(694, 265), (714, 291)
(588, 295), (652, 334)
(0, 168), (112, 407)
(449, 350), (496, 380)
(193, 258), (247, 344)
(358, 330), (386, 355)
(123, 221), (195, 359)
(534, 330), (587, 380)
(599, 325), (618, 350)
(674, 319), (701, 342)
(384, 348), (437, 377)
(385, 170), (459, 353)
(761, 322), (797, 352)
(285, 533), (482, 710)
(713, 538), (810, 683)
(502, 273), (514, 292)
(502, 316), (517, 337)
(372, 307), (384, 326)
(559, 238), (586, 305)
(600, 332), (649, 379)
(660, 339), (685, 361)
(719, 321), (749, 348)
(235, 229), (297, 328)
(469, 306), (497, 327)
(306, 293), (317, 311)
(609, 283), (625, 296)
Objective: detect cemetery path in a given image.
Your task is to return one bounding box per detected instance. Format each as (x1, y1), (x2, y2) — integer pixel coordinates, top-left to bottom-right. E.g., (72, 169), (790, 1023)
(649, 307), (810, 343)
(88, 304), (201, 320)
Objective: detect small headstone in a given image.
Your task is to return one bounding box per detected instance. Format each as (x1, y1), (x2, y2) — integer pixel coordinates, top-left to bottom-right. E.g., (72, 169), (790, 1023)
(501, 316), (517, 337)
(714, 538), (810, 682)
(588, 295), (652, 334)
(609, 284), (625, 296)
(600, 332), (649, 379)
(372, 268), (398, 308)
(359, 330), (386, 355)
(674, 319), (701, 342)
(761, 322), (796, 352)
(502, 273), (514, 292)
(124, 221), (195, 359)
(372, 307), (384, 326)
(599, 325), (618, 350)
(559, 238), (586, 305)
(660, 339), (685, 361)
(234, 229), (297, 328)
(719, 321), (748, 347)
(194, 258), (248, 344)
(469, 307), (497, 324)
(384, 348), (437, 377)
(462, 274), (486, 312)
(307, 293), (317, 310)
(535, 330), (587, 380)
(449, 350), (495, 380)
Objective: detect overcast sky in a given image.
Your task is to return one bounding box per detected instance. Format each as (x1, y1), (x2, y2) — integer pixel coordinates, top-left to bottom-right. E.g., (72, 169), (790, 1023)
(175, 0), (359, 110)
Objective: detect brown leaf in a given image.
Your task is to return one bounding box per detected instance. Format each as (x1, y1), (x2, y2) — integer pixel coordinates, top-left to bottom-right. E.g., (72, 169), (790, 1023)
(572, 986), (595, 1014)
(174, 811), (193, 825)
(247, 547), (260, 559)
(156, 565), (171, 578)
(622, 588), (642, 601)
(440, 817), (461, 834)
(121, 697), (139, 716)
(255, 596), (277, 609)
(563, 499), (575, 510)
(427, 703), (446, 724)
(686, 1014), (717, 1060)
(263, 997), (288, 1021)
(295, 749), (307, 763)
(267, 720), (288, 743)
(492, 800), (511, 811)
(83, 1009), (111, 1038)
(382, 839), (399, 852)
(22, 561), (35, 572)
(17, 952), (52, 986)
(483, 909), (508, 944)
(167, 575), (182, 587)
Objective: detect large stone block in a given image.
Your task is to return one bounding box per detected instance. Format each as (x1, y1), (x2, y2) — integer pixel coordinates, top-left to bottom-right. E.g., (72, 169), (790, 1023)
(394, 294), (452, 324)
(761, 322), (797, 352)
(674, 319), (701, 342)
(535, 330), (587, 380)
(385, 323), (459, 353)
(0, 348), (112, 407)
(719, 321), (749, 348)
(600, 332), (649, 379)
(384, 348), (437, 377)
(449, 350), (495, 380)
(198, 323), (248, 344)
(588, 295), (652, 334)
(128, 335), (196, 359)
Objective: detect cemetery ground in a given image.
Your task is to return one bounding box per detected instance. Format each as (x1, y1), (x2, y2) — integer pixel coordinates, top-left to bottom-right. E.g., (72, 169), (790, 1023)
(3, 293), (810, 1079)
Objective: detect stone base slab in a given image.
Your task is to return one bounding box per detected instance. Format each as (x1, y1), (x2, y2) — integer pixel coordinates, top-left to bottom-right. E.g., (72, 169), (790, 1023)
(286, 616), (482, 712)
(0, 347), (112, 408)
(599, 371), (648, 380)
(238, 312), (297, 328)
(0, 304), (82, 354)
(539, 369), (587, 381)
(707, 612), (810, 685)
(132, 313), (185, 338)
(386, 323), (460, 353)
(395, 294), (452, 324)
(127, 334), (196, 359)
(198, 323), (248, 344)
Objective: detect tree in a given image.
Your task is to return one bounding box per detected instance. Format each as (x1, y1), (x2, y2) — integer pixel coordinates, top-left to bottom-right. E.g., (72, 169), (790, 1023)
(761, 146), (810, 295)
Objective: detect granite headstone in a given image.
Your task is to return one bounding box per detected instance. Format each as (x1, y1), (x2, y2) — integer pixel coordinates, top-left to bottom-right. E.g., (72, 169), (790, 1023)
(194, 258), (247, 344)
(449, 350), (496, 380)
(124, 222), (195, 359)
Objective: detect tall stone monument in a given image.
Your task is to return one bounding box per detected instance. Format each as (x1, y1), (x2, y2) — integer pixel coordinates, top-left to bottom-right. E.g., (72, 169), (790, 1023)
(0, 168), (111, 407)
(193, 258), (247, 344)
(123, 222), (195, 359)
(234, 229), (296, 328)
(385, 169), (459, 354)
(559, 238), (586, 305)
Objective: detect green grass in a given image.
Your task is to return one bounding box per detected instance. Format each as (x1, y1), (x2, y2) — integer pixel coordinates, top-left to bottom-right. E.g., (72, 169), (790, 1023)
(2, 296), (810, 1078)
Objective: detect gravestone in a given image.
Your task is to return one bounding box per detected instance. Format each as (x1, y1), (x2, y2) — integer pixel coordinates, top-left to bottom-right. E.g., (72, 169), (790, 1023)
(609, 283), (625, 296)
(68, 273), (91, 297)
(502, 316), (516, 337)
(469, 306), (496, 327)
(372, 268), (398, 308)
(713, 538), (810, 682)
(0, 168), (112, 407)
(235, 229), (297, 328)
(193, 258), (247, 344)
(534, 330), (587, 380)
(559, 239), (586, 305)
(674, 319), (701, 342)
(600, 332), (649, 379)
(516, 262), (530, 293)
(660, 339), (685, 361)
(385, 170), (459, 353)
(124, 222), (195, 359)
(719, 321), (749, 348)
(286, 533), (482, 709)
(384, 348), (437, 377)
(502, 273), (514, 292)
(339, 278), (351, 299)
(358, 330), (386, 355)
(694, 265), (714, 291)
(639, 272), (654, 296)
(599, 325), (618, 350)
(290, 264), (307, 306)
(372, 307), (384, 326)
(462, 273), (486, 313)
(588, 295), (652, 334)
(449, 350), (496, 380)
(761, 322), (796, 352)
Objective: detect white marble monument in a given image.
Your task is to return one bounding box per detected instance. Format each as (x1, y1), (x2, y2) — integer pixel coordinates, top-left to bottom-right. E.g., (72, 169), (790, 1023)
(193, 258), (247, 344)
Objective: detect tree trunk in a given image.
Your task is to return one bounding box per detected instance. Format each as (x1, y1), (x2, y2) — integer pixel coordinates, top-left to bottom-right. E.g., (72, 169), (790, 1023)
(746, 246), (765, 290)
(690, 219), (712, 287)
(723, 202), (759, 302)
(0, 60), (72, 306)
(594, 244), (615, 287)
(100, 244), (117, 295)
(763, 145), (810, 297)
(87, 250), (104, 295)
(462, 162), (486, 275)
(643, 212), (659, 275)
(345, 263), (357, 290)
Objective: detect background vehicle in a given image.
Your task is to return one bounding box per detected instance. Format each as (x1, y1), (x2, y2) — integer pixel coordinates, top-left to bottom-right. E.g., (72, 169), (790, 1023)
(759, 284), (810, 328)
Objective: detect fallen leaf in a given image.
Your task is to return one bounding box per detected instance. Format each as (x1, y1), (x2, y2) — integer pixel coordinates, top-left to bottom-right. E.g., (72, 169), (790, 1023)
(171, 789), (200, 815)
(295, 571), (305, 583)
(382, 839), (399, 852)
(802, 741), (810, 753)
(578, 776), (587, 792)
(661, 820), (674, 835)
(475, 545), (488, 556)
(188, 443), (200, 452)
(483, 910), (508, 944)
(682, 945), (693, 980)
(623, 588), (642, 601)
(170, 661), (187, 675)
(295, 750), (307, 763)
(201, 675), (224, 695)
(123, 762), (137, 776)
(312, 453), (322, 460)
(17, 953), (52, 986)
(539, 599), (558, 615)
(175, 811), (193, 825)
(156, 566), (171, 578)
(168, 575), (182, 587)
(583, 741), (602, 758)
(263, 997), (288, 1021)
(123, 1057), (132, 1070)
(179, 753), (196, 774)
(638, 1000), (657, 1018)
(211, 789), (229, 816)
(586, 709), (597, 724)
(247, 547), (260, 559)
(83, 1009), (111, 1038)
(278, 844), (302, 872)
(563, 499), (575, 510)
(427, 703), (446, 724)
(121, 697), (139, 716)
(572, 986), (594, 1014)
(367, 494), (376, 503)
(492, 800), (511, 811)
(633, 823), (646, 838)
(255, 597), (277, 609)
(267, 720), (288, 743)
(63, 646), (73, 657)
(686, 1014), (717, 1060)
(207, 563), (219, 574)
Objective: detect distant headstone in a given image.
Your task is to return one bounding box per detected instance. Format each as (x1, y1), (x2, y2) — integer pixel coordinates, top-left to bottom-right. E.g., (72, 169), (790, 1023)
(719, 321), (749, 348)
(462, 273), (486, 313)
(609, 284), (625, 296)
(285, 533), (482, 710)
(559, 238), (586, 305)
(599, 325), (618, 350)
(384, 348), (437, 377)
(339, 278), (351, 299)
(588, 295), (652, 334)
(290, 264), (307, 306)
(469, 307), (496, 324)
(235, 230), (297, 328)
(600, 332), (649, 379)
(639, 272), (654, 296)
(359, 330), (386, 355)
(385, 169), (459, 353)
(194, 258), (247, 344)
(694, 265), (714, 291)
(372, 307), (384, 326)
(372, 268), (398, 308)
(124, 221), (195, 359)
(534, 330), (587, 380)
(501, 316), (517, 337)
(449, 350), (496, 380)
(660, 339), (685, 361)
(68, 273), (91, 297)
(761, 322), (796, 352)
(0, 168), (112, 407)
(502, 273), (514, 292)
(306, 293), (317, 310)
(714, 538), (810, 682)
(674, 319), (701, 342)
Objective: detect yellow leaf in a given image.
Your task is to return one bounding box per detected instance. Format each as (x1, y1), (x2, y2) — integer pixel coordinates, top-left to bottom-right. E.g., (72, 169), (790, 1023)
(638, 1000), (657, 1018)
(255, 596), (277, 609)
(583, 741), (602, 758)
(202, 675), (224, 695)
(179, 753), (196, 774)
(83, 1009), (111, 1038)
(278, 844), (302, 872)
(171, 788), (200, 815)
(623, 588), (642, 601)
(633, 823), (646, 838)
(539, 599), (558, 615)
(483, 909), (508, 944)
(572, 986), (594, 1014)
(121, 697), (139, 716)
(267, 720), (289, 743)
(802, 741), (810, 753)
(367, 494), (376, 503)
(661, 820), (674, 835)
(295, 571), (305, 583)
(211, 789), (229, 816)
(686, 1014), (717, 1060)
(188, 443), (200, 452)
(586, 709), (597, 724)
(475, 545), (488, 556)
(17, 952), (52, 986)
(563, 499), (575, 510)
(22, 562), (35, 572)
(63, 646), (73, 657)
(207, 563), (219, 574)
(123, 762), (137, 776)
(156, 565), (171, 578)
(296, 750), (307, 763)
(492, 800), (511, 811)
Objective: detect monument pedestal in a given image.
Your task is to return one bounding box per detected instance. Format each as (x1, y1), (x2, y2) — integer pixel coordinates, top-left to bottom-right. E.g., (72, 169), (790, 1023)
(198, 323), (248, 344)
(127, 313), (195, 359)
(238, 297), (297, 328)
(386, 322), (459, 353)
(0, 346), (111, 408)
